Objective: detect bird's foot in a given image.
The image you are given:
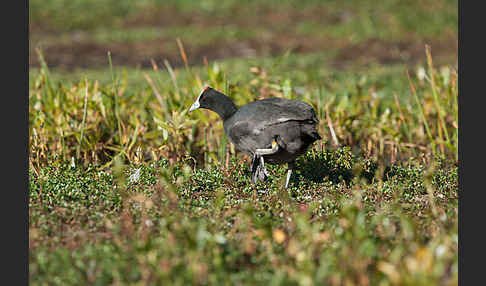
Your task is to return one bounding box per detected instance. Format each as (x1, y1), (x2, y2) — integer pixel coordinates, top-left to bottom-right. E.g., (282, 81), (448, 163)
(255, 162), (269, 182)
(251, 154), (269, 183)
(250, 154), (260, 177)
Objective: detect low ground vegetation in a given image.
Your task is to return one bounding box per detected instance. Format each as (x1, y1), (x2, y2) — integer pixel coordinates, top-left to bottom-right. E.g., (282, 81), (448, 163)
(29, 46), (458, 285)
(29, 1), (457, 284)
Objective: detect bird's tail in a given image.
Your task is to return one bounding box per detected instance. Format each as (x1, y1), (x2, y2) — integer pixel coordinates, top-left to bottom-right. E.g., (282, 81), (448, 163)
(302, 124), (322, 141)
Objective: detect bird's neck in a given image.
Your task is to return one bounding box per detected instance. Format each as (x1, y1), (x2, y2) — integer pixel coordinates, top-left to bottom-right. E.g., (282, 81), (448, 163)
(211, 93), (238, 121)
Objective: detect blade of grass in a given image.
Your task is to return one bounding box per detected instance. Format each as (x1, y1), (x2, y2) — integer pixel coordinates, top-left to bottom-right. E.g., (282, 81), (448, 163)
(393, 92), (412, 143)
(150, 59), (173, 114)
(451, 71), (458, 161)
(125, 124), (140, 161)
(176, 38), (194, 81)
(108, 51), (123, 145)
(204, 126), (208, 169)
(164, 59), (180, 108)
(406, 70), (437, 157)
(76, 78), (89, 160)
(144, 73), (166, 112)
(426, 45), (450, 145)
(325, 103), (340, 147)
(35, 48), (54, 95)
(436, 113), (445, 157)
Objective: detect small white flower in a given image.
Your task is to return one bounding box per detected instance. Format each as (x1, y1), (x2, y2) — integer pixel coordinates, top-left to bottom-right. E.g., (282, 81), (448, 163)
(129, 167), (141, 183)
(440, 213), (447, 221)
(417, 67), (426, 81)
(435, 245), (447, 257)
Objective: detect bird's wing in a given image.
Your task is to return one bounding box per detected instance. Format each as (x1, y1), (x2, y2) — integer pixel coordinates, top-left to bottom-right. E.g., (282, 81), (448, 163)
(226, 120), (262, 154)
(243, 99), (319, 132)
(226, 98), (320, 153)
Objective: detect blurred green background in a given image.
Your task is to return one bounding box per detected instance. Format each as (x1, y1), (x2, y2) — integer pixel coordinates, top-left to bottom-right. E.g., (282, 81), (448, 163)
(30, 0), (457, 72)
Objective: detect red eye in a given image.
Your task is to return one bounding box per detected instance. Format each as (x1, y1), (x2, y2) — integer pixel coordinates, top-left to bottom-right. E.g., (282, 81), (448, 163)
(204, 86), (210, 91)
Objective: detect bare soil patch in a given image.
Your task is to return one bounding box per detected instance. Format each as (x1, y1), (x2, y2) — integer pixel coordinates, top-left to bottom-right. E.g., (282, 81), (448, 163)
(30, 34), (457, 71)
(29, 5), (457, 70)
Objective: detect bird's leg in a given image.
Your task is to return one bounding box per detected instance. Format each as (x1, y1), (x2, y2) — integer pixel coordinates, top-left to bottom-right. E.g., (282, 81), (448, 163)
(285, 161), (295, 189)
(250, 154), (268, 183)
(254, 158), (268, 182)
(255, 156), (269, 182)
(259, 156), (270, 178)
(253, 140), (280, 183)
(250, 154), (260, 184)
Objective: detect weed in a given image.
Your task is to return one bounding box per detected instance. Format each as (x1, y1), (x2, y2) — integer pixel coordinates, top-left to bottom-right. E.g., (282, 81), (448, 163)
(29, 23), (457, 285)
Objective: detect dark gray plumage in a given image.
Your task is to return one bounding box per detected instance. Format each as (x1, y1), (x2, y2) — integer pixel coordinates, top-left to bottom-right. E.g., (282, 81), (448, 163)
(189, 86), (321, 188)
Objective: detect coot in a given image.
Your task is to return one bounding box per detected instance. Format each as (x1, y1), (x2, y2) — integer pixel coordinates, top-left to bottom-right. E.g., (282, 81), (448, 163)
(189, 86), (321, 188)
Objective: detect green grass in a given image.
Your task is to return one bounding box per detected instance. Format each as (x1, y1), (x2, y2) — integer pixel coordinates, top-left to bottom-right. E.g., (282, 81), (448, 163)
(30, 25), (263, 48)
(29, 0), (457, 71)
(29, 54), (408, 95)
(30, 151), (457, 285)
(29, 46), (458, 285)
(29, 0), (457, 284)
(30, 0), (457, 36)
(31, 1), (457, 44)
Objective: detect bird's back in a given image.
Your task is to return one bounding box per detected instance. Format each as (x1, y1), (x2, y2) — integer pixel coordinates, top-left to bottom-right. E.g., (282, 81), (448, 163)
(231, 98), (318, 129)
(224, 97), (320, 160)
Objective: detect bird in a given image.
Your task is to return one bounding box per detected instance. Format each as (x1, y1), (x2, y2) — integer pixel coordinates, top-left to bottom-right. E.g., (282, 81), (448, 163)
(189, 86), (321, 188)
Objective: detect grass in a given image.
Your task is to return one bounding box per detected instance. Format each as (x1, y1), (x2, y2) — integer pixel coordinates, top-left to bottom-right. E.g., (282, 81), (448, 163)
(29, 0), (457, 70)
(30, 153), (457, 285)
(29, 0), (457, 284)
(30, 0), (457, 36)
(30, 43), (458, 165)
(29, 45), (458, 285)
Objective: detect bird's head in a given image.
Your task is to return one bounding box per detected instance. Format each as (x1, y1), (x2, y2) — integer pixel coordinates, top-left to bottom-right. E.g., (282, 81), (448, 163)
(189, 86), (214, 112)
(189, 86), (238, 120)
